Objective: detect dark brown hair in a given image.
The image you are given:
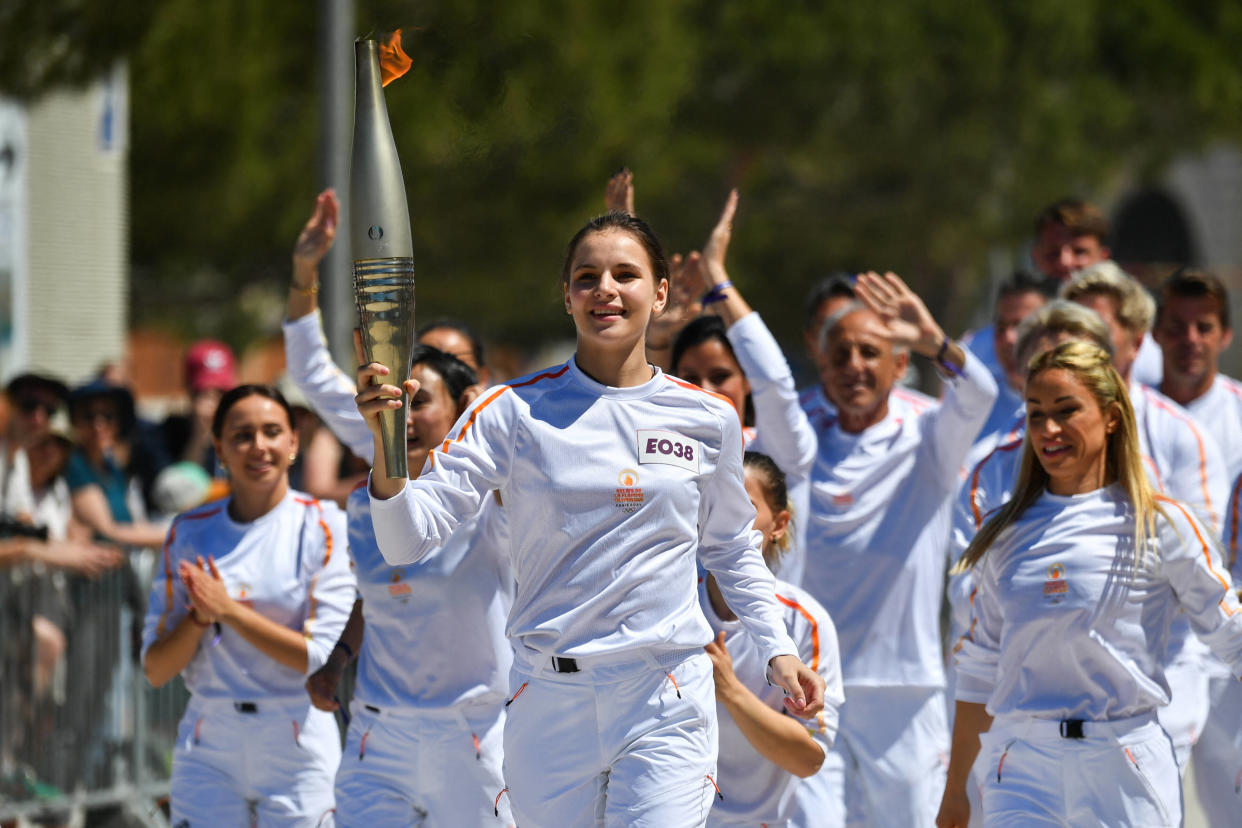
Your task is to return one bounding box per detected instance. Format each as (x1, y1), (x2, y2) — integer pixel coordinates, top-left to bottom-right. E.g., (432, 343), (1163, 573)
(1156, 267), (1230, 330)
(1034, 198), (1110, 243)
(560, 210), (668, 286)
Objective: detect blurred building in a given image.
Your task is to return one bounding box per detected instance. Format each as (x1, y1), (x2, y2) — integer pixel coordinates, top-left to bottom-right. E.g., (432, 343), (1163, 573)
(1111, 145), (1242, 377)
(0, 67), (129, 386)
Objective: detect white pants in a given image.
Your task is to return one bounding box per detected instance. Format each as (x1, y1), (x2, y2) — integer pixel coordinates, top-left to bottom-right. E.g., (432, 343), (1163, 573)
(1191, 672), (1242, 827)
(502, 651), (718, 827)
(1158, 649), (1211, 773)
(333, 701), (512, 827)
(979, 713), (1180, 827)
(170, 696), (340, 827)
(815, 686), (948, 828)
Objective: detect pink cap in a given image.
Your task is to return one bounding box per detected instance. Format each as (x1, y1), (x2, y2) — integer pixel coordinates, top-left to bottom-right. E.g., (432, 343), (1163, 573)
(184, 340), (236, 393)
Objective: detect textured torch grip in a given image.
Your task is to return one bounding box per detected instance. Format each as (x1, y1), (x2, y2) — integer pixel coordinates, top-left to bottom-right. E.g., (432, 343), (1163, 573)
(354, 257), (417, 479)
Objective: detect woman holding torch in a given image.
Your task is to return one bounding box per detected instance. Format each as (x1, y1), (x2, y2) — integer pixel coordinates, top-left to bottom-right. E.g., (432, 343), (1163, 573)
(355, 208), (825, 826)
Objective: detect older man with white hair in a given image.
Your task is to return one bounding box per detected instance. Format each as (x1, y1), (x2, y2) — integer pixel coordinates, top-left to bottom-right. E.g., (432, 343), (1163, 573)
(802, 271), (996, 828)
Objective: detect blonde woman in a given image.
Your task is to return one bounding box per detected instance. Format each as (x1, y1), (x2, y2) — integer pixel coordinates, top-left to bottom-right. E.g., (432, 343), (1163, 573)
(936, 341), (1242, 828)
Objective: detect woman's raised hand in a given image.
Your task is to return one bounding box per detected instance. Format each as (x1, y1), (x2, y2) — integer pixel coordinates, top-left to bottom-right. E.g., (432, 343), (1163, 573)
(292, 189), (340, 273)
(605, 168), (635, 215)
(701, 188), (739, 288)
(854, 271), (946, 356)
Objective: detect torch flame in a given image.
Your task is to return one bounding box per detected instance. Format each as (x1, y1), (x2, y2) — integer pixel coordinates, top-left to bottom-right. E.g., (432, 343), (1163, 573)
(379, 29), (412, 86)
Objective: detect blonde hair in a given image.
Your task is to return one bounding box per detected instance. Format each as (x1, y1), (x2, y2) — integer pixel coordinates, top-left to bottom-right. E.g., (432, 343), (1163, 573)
(1013, 299), (1113, 366)
(1059, 261), (1155, 333)
(958, 341), (1165, 571)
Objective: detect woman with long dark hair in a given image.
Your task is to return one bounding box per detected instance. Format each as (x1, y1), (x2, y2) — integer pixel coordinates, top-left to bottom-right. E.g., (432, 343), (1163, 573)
(142, 385), (355, 826)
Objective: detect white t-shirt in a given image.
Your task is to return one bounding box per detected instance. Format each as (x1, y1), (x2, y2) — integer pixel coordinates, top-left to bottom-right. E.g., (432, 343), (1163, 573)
(702, 577), (843, 825)
(141, 491), (356, 701)
(347, 484), (514, 710)
(950, 382), (1229, 650)
(803, 351), (996, 687)
(369, 359), (798, 668)
(1181, 374), (1242, 484)
(956, 485), (1242, 719)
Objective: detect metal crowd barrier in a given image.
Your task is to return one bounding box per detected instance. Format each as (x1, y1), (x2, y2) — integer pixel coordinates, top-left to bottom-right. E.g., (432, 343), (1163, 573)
(0, 551), (185, 826)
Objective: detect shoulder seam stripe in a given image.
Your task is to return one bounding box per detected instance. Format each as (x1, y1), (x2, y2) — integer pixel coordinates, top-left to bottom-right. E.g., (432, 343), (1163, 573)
(440, 365), (569, 455)
(665, 376), (737, 411)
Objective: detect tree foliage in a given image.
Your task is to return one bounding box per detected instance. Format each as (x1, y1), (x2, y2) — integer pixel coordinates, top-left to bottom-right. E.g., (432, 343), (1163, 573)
(7, 0), (1242, 359)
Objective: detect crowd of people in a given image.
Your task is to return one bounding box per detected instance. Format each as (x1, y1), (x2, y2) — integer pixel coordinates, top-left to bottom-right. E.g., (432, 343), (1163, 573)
(3, 170), (1242, 827)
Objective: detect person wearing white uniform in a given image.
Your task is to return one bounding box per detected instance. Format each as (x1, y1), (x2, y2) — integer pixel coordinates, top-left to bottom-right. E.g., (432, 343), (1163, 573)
(950, 302), (1115, 643)
(142, 385), (355, 827)
(356, 208), (826, 826)
(284, 192), (516, 826)
(959, 276), (1230, 772)
(669, 191), (817, 587)
(1150, 267), (1242, 824)
(700, 451), (844, 827)
(803, 271), (997, 828)
(937, 341), (1242, 827)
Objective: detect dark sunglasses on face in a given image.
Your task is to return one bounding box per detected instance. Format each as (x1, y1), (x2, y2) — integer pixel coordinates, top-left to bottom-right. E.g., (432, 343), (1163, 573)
(78, 409), (117, 425)
(16, 397), (58, 416)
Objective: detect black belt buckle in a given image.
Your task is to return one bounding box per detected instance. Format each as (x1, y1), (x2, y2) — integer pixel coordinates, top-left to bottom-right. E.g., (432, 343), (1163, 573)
(1059, 719), (1085, 739)
(551, 656), (579, 674)
(234, 702), (258, 714)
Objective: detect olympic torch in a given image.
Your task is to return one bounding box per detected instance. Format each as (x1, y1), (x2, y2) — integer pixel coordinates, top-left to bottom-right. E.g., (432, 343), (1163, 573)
(351, 33), (415, 478)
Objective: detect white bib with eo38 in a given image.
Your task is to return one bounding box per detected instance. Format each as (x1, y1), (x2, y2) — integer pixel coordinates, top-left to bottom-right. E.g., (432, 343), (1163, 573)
(637, 429), (701, 473)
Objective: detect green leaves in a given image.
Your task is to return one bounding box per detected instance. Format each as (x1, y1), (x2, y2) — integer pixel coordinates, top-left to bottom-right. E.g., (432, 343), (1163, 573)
(6, 0), (1241, 354)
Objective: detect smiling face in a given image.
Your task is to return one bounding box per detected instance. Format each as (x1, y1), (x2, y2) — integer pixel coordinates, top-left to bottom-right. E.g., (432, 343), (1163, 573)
(562, 229), (668, 354)
(406, 363), (462, 476)
(820, 309), (906, 430)
(674, 338), (750, 419)
(213, 394), (297, 492)
(1025, 367), (1119, 495)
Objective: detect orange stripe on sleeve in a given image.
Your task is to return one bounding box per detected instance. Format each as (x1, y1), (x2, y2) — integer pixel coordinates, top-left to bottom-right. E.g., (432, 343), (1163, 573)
(155, 524), (178, 638)
(1156, 495), (1234, 616)
(969, 440), (1022, 529)
(665, 375), (738, 413)
(1148, 392), (1216, 531)
(1228, 476), (1242, 572)
(440, 364), (569, 455)
(775, 593), (820, 672)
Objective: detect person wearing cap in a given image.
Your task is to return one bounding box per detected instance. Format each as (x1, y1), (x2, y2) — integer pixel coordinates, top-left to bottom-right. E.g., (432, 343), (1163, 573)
(161, 340), (237, 480)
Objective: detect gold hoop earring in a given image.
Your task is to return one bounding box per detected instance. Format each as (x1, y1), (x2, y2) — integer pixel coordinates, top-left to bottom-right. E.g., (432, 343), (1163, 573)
(289, 452), (297, 462)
